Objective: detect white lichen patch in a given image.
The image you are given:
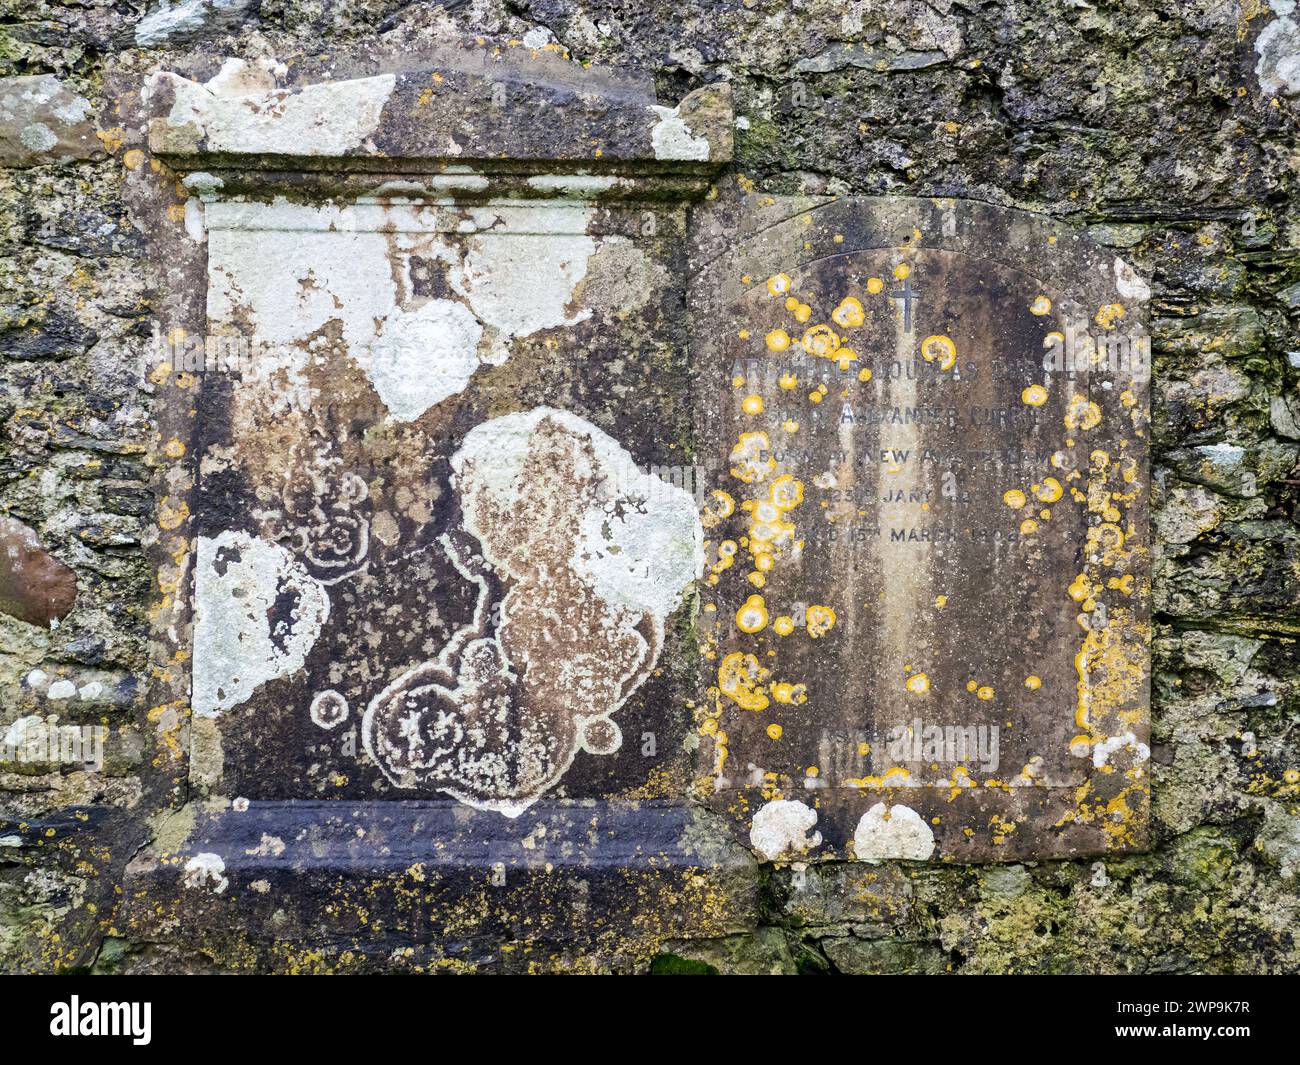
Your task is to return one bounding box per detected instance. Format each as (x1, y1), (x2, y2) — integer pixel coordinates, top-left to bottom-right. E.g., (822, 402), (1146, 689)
(1256, 1), (1300, 96)
(203, 57), (284, 96)
(647, 103), (712, 161)
(749, 799), (822, 861)
(1113, 257), (1151, 302)
(182, 852), (229, 894)
(192, 530), (329, 716)
(244, 833), (285, 857)
(454, 221), (596, 361)
(852, 802), (936, 863)
(1091, 732), (1151, 769)
(158, 70), (396, 156)
(135, 0), (250, 47)
(525, 173), (620, 197)
(309, 689), (349, 730)
(363, 407), (703, 816)
(360, 299), (483, 419)
(205, 197), (598, 422)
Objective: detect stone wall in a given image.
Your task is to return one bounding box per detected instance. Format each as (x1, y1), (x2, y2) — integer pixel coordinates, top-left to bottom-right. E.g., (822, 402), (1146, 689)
(1, 0), (1297, 973)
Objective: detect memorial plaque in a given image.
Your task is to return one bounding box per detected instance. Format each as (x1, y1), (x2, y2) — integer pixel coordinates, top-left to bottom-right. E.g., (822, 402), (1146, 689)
(119, 55), (757, 965)
(691, 196), (1151, 861)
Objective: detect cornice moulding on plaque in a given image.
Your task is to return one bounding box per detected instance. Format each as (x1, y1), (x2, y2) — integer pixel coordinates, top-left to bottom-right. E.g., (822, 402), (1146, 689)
(141, 59), (733, 201)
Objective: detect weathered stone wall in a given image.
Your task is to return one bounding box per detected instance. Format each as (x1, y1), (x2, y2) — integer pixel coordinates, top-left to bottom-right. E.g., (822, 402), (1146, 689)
(1, 0), (1297, 973)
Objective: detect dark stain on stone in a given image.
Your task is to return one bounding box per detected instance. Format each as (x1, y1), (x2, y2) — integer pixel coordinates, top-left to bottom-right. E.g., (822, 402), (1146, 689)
(0, 515), (78, 627)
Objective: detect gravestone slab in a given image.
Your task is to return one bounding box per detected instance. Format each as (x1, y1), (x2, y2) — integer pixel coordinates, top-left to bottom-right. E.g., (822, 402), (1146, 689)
(690, 194), (1151, 862)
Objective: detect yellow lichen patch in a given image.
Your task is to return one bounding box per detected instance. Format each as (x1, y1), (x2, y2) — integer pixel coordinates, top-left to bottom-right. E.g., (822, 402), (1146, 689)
(807, 390), (823, 404)
(96, 127), (125, 154)
(710, 540), (738, 576)
(748, 505), (795, 552)
(893, 263), (911, 280)
(771, 682), (808, 705)
(766, 723), (783, 740)
(1020, 518), (1038, 535)
(718, 652), (769, 711)
(866, 277), (884, 295)
(1029, 294), (1052, 316)
(1108, 574), (1135, 595)
(1095, 303), (1125, 329)
(920, 334), (957, 371)
(1033, 477), (1063, 503)
(1068, 573), (1092, 603)
(976, 686), (995, 701)
(1064, 394), (1102, 431)
(767, 273), (792, 296)
(773, 615), (795, 636)
(765, 328), (791, 352)
(1021, 384), (1049, 406)
(768, 473), (804, 511)
(122, 148), (145, 170)
(1071, 606), (1148, 745)
(741, 394), (764, 416)
(1025, 675), (1042, 690)
(906, 672), (931, 695)
(729, 431), (775, 483)
(989, 813), (1018, 845)
(1002, 489), (1027, 509)
(782, 418), (799, 434)
(800, 323), (841, 359)
(163, 437), (186, 460)
(157, 498), (189, 531)
(805, 604), (836, 638)
(701, 489), (736, 529)
(857, 367), (873, 383)
(831, 296), (866, 328)
(846, 766), (914, 790)
(779, 372), (798, 390)
(835, 347), (859, 371)
(736, 594), (769, 633)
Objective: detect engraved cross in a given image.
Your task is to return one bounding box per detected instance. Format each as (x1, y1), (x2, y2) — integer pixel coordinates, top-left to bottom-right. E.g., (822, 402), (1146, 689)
(889, 275), (920, 332)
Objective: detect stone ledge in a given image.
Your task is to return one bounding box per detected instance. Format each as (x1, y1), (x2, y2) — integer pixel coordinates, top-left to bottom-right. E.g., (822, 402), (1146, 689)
(117, 799), (759, 969)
